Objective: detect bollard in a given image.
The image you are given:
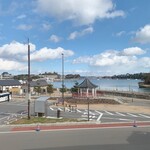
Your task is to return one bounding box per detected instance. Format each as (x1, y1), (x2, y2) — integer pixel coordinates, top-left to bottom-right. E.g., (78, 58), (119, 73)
(35, 124), (40, 131)
(133, 120), (137, 127)
(57, 109), (60, 118)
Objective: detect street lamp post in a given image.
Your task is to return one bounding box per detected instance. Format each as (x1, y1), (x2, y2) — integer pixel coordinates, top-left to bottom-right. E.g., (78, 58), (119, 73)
(62, 53), (64, 105)
(27, 39), (31, 120)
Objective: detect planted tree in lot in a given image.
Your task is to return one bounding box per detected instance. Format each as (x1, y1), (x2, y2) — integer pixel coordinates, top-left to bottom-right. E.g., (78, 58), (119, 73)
(47, 84), (54, 95)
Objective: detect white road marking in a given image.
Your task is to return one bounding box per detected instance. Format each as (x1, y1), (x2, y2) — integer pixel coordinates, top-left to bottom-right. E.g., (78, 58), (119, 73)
(116, 112), (126, 116)
(58, 108), (63, 111)
(104, 111), (114, 115)
(89, 111), (95, 115)
(76, 109), (82, 113)
(127, 113), (138, 117)
(83, 112), (88, 115)
(81, 115), (87, 117)
(119, 118), (132, 121)
(139, 114), (150, 118)
(103, 117), (132, 121)
(0, 116), (8, 121)
(49, 107), (54, 111)
(97, 113), (103, 121)
(65, 107), (70, 112)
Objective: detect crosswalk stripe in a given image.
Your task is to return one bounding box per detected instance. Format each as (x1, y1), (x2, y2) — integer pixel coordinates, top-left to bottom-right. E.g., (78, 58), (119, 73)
(127, 113), (138, 117)
(139, 114), (150, 118)
(49, 107), (54, 111)
(81, 115), (87, 117)
(116, 112), (126, 116)
(95, 110), (102, 114)
(104, 111), (114, 115)
(58, 108), (63, 111)
(76, 109), (82, 113)
(89, 111), (95, 115)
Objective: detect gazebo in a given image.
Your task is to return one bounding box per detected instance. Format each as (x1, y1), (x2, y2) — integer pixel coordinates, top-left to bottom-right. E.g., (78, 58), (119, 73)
(76, 78), (98, 98)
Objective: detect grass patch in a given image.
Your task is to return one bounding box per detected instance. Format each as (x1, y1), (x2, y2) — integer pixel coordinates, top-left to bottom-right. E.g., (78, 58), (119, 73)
(10, 117), (84, 125)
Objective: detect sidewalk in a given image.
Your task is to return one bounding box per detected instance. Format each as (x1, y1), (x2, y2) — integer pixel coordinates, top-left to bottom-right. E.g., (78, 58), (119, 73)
(0, 121), (150, 133)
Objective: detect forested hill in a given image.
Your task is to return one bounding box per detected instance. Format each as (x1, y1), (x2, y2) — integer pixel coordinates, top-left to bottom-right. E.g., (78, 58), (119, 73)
(102, 73), (150, 81)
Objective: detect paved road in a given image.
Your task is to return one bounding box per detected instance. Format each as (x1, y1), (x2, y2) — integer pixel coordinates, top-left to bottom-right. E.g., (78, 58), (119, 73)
(0, 100), (150, 124)
(48, 106), (150, 123)
(0, 127), (150, 150)
(0, 100), (34, 124)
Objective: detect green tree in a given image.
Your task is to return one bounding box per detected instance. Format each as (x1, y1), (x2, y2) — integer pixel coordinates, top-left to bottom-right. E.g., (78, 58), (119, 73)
(34, 86), (41, 95)
(70, 81), (79, 93)
(47, 84), (54, 95)
(144, 73), (150, 84)
(59, 86), (67, 93)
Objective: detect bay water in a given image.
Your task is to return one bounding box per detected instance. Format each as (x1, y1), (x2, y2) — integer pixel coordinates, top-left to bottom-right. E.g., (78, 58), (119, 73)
(51, 78), (150, 93)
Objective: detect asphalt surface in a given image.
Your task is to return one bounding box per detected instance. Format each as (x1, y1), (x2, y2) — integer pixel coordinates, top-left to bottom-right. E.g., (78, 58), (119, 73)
(0, 100), (150, 125)
(0, 126), (150, 150)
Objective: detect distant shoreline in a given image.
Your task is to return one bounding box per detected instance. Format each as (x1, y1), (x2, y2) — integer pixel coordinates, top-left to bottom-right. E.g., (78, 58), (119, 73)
(138, 82), (150, 88)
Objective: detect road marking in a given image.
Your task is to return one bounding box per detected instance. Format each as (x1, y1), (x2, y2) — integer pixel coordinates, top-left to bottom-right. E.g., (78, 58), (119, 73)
(97, 113), (103, 121)
(116, 112), (126, 116)
(0, 116), (9, 121)
(89, 111), (95, 115)
(127, 113), (138, 117)
(104, 111), (114, 115)
(139, 114), (150, 118)
(103, 117), (132, 121)
(76, 109), (82, 113)
(83, 112), (88, 115)
(119, 118), (132, 121)
(58, 108), (63, 111)
(65, 107), (71, 112)
(49, 107), (54, 111)
(81, 115), (87, 117)
(92, 116), (96, 118)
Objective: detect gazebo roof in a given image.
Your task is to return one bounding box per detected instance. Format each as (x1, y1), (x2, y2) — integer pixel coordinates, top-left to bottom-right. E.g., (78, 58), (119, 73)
(77, 78), (98, 89)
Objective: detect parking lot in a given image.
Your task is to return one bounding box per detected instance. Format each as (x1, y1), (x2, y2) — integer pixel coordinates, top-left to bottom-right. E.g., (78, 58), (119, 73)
(0, 99), (150, 125)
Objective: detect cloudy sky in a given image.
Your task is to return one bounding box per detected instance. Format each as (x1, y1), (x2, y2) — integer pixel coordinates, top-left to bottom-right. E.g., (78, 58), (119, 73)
(0, 0), (150, 76)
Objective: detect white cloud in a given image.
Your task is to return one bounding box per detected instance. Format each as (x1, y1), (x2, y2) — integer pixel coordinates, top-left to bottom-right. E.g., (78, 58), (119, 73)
(49, 35), (61, 43)
(35, 0), (125, 25)
(133, 24), (150, 44)
(0, 41), (36, 63)
(73, 51), (137, 66)
(73, 47), (149, 75)
(30, 47), (74, 61)
(0, 59), (26, 71)
(0, 41), (74, 71)
(16, 24), (32, 30)
(16, 14), (26, 19)
(68, 27), (94, 40)
(42, 23), (51, 31)
(122, 47), (145, 56)
(115, 31), (126, 37)
(0, 41), (35, 57)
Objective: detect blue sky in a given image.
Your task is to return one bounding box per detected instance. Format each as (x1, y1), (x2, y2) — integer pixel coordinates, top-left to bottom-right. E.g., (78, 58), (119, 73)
(0, 0), (150, 76)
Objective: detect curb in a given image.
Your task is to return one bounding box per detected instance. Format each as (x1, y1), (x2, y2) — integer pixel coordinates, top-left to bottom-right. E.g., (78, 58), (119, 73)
(7, 121), (150, 132)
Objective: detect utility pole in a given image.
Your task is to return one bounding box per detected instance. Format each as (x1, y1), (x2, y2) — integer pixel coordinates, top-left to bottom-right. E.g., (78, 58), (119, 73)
(27, 38), (31, 120)
(62, 53), (64, 105)
(87, 97), (90, 121)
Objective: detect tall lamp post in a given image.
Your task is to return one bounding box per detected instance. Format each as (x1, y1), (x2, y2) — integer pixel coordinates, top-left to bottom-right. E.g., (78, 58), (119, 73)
(62, 53), (64, 105)
(27, 39), (31, 120)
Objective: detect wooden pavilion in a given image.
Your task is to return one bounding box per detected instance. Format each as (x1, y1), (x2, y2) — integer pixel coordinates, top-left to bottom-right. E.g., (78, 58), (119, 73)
(75, 78), (98, 98)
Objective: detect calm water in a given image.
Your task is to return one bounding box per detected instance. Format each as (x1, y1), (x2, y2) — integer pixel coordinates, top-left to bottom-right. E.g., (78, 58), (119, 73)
(50, 78), (150, 93)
